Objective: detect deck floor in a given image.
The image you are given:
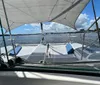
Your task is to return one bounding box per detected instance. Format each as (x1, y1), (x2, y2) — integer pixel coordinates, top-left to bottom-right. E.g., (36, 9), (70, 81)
(1, 43), (100, 63)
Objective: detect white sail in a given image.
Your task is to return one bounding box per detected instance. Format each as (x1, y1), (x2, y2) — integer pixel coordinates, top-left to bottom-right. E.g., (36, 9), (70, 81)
(0, 0), (90, 31)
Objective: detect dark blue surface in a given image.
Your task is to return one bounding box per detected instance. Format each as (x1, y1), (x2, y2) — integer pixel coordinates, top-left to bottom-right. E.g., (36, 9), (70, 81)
(9, 45), (22, 56)
(66, 43), (74, 54)
(85, 48), (94, 53)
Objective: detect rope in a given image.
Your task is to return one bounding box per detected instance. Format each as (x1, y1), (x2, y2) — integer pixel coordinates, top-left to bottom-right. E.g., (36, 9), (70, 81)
(85, 38), (99, 48)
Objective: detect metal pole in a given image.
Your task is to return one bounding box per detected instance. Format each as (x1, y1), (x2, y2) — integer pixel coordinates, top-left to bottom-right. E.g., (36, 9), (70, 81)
(81, 33), (85, 60)
(40, 23), (46, 64)
(0, 18), (9, 61)
(1, 0), (16, 57)
(91, 0), (100, 45)
(40, 23), (44, 43)
(40, 23), (43, 33)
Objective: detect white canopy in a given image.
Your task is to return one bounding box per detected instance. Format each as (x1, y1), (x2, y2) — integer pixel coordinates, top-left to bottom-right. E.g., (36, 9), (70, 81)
(0, 0), (90, 31)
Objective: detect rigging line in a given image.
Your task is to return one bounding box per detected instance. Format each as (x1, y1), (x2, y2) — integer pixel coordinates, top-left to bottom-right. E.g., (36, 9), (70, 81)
(0, 11), (17, 24)
(50, 46), (66, 56)
(85, 38), (99, 48)
(64, 17), (74, 28)
(48, 0), (59, 19)
(0, 18), (9, 61)
(9, 22), (14, 28)
(64, 0), (75, 20)
(22, 0), (38, 21)
(56, 15), (73, 28)
(91, 0), (100, 45)
(65, 0), (75, 3)
(4, 22), (15, 33)
(87, 17), (100, 31)
(50, 0), (83, 22)
(79, 29), (88, 59)
(22, 0), (32, 14)
(0, 24), (12, 46)
(0, 4), (69, 9)
(56, 17), (74, 30)
(64, 0), (76, 19)
(1, 0), (17, 58)
(2, 1), (34, 18)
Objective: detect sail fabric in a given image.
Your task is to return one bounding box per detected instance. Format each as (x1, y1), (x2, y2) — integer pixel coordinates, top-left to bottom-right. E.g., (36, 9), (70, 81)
(0, 0), (90, 31)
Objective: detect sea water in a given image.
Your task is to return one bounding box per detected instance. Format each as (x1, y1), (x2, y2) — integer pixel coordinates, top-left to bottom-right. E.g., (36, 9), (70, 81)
(0, 32), (99, 47)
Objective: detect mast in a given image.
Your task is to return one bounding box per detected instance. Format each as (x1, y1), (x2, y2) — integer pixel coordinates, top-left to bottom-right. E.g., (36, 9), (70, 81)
(1, 0), (16, 58)
(40, 23), (43, 34)
(0, 18), (9, 61)
(40, 22), (46, 64)
(91, 0), (100, 45)
(40, 22), (44, 43)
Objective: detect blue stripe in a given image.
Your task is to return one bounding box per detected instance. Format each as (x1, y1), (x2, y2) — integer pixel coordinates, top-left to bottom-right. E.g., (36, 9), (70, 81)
(9, 45), (22, 56)
(66, 43), (74, 54)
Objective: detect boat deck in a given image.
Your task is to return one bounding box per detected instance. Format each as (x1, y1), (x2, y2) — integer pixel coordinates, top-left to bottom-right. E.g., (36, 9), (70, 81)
(1, 43), (100, 64)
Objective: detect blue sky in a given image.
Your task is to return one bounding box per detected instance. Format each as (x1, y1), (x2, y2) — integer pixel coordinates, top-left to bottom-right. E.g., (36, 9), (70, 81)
(10, 24), (41, 34)
(82, 0), (100, 19)
(75, 0), (100, 30)
(0, 0), (100, 34)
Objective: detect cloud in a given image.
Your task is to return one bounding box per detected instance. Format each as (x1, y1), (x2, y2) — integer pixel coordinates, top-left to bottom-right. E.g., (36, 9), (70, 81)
(43, 22), (55, 31)
(29, 13), (100, 32)
(98, 20), (100, 28)
(76, 13), (90, 30)
(24, 28), (34, 31)
(89, 19), (96, 30)
(24, 28), (31, 31)
(43, 22), (75, 32)
(76, 13), (100, 30)
(30, 21), (75, 32)
(89, 18), (100, 30)
(30, 23), (39, 27)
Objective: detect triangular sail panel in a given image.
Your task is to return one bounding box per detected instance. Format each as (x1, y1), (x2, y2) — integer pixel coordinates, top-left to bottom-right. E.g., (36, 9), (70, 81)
(0, 0), (90, 31)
